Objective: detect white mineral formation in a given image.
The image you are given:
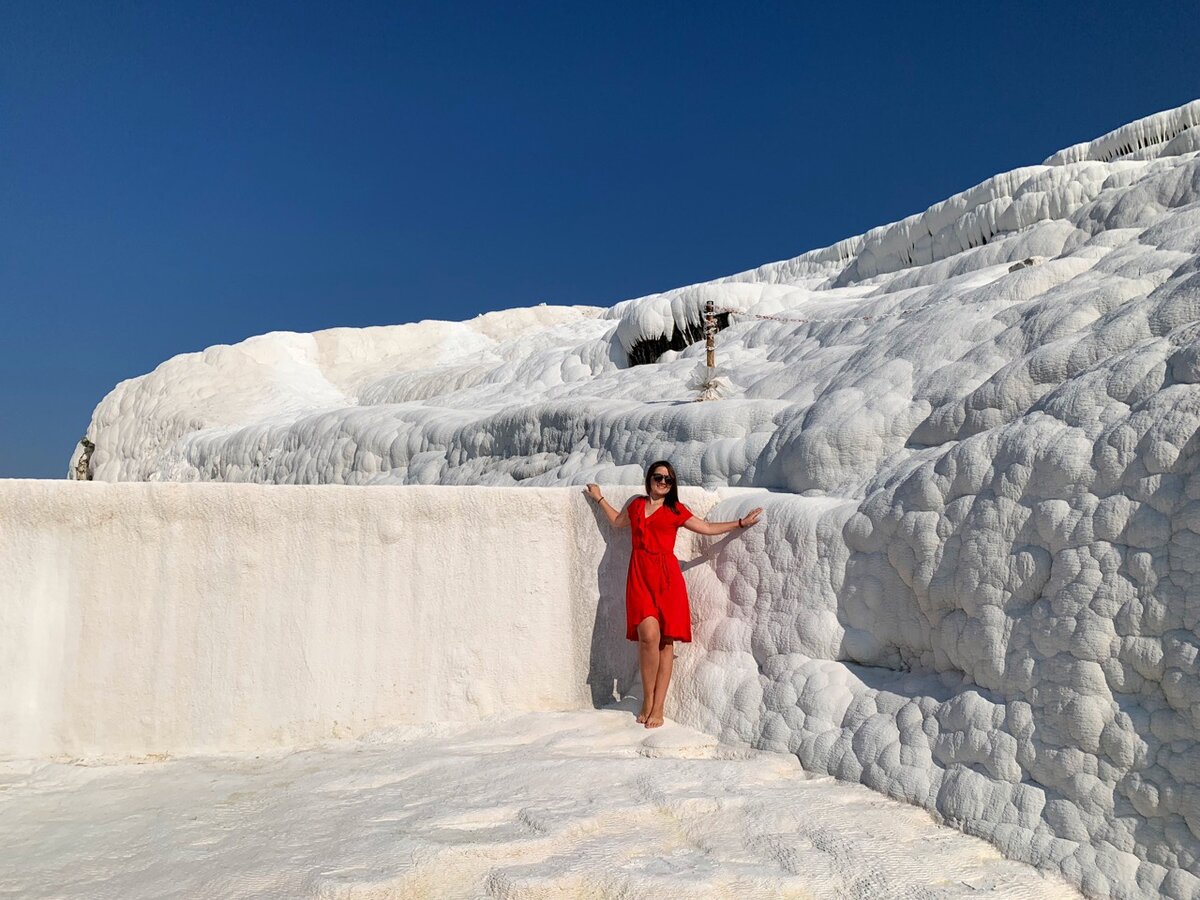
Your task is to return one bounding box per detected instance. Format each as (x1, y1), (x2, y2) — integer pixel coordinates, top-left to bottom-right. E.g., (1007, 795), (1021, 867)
(67, 100), (1200, 898)
(0, 481), (1077, 898)
(1, 709), (1081, 898)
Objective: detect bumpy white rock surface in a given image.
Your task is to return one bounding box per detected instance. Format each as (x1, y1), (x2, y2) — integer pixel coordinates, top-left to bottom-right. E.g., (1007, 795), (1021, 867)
(72, 101), (1200, 899)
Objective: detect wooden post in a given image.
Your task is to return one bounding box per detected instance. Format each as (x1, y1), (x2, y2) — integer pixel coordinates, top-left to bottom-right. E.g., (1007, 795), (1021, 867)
(705, 300), (715, 369)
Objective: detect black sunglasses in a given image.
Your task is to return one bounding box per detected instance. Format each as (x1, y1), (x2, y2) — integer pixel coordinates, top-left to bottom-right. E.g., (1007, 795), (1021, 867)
(651, 474), (674, 485)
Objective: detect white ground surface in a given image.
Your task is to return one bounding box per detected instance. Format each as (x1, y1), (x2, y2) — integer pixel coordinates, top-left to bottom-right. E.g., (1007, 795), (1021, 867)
(0, 706), (1081, 899)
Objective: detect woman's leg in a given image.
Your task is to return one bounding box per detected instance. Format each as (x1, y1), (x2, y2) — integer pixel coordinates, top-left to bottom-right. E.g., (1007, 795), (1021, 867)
(636, 617), (661, 723)
(646, 638), (674, 728)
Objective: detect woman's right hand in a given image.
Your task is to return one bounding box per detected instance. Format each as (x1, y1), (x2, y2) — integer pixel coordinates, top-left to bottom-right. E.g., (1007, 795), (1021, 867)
(584, 483), (602, 502)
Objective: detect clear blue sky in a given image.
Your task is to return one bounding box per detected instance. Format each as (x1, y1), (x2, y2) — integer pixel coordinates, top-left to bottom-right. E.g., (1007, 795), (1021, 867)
(2, 1), (1195, 477)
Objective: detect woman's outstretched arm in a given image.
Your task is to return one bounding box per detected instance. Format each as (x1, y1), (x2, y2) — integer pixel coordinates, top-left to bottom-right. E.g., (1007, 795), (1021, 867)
(682, 507), (763, 536)
(584, 483), (631, 528)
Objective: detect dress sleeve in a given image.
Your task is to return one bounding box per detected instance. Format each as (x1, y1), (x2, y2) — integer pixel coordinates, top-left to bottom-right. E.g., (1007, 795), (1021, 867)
(675, 502), (693, 522)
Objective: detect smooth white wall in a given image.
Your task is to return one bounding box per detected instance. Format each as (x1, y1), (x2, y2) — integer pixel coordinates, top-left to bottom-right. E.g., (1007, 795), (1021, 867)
(0, 480), (719, 759)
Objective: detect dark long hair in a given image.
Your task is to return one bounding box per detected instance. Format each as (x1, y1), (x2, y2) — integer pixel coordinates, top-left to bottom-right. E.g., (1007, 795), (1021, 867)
(644, 460), (681, 513)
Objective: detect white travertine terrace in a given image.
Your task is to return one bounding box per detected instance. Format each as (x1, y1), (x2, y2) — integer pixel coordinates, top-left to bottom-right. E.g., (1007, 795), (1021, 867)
(1, 482), (1078, 898)
(2, 706), (1084, 898)
(60, 100), (1200, 899)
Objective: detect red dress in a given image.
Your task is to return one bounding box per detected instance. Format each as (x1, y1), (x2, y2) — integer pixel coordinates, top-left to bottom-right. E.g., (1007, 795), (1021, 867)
(626, 496), (695, 642)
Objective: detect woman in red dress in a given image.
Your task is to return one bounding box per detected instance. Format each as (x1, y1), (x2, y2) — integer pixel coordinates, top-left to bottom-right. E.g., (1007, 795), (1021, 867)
(585, 461), (762, 728)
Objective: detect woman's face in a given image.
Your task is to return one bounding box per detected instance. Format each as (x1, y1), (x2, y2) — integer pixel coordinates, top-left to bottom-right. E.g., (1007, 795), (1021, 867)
(649, 466), (673, 498)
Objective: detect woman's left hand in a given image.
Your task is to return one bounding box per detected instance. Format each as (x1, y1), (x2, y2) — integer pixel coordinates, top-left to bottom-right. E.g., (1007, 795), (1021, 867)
(741, 507), (764, 528)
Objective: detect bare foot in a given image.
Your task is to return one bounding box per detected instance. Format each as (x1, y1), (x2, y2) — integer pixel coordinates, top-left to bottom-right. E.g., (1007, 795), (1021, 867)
(645, 712), (664, 728)
(636, 705), (651, 724)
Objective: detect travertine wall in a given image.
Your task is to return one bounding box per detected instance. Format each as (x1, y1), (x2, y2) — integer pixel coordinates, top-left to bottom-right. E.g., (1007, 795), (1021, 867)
(5, 476), (1200, 897)
(0, 480), (718, 760)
